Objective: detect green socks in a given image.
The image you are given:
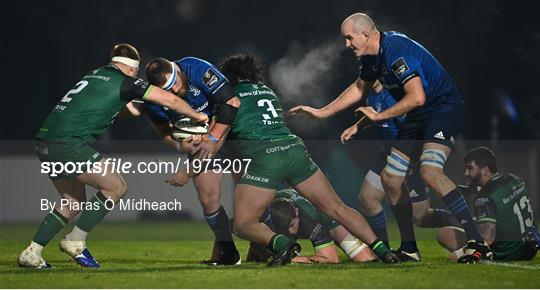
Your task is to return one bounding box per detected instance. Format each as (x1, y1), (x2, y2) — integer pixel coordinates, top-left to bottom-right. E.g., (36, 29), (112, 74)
(75, 191), (113, 232)
(268, 234), (293, 253)
(369, 239), (392, 258)
(32, 209), (68, 246)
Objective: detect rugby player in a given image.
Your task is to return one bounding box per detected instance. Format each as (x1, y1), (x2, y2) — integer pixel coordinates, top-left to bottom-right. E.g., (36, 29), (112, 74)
(143, 57), (241, 265)
(215, 54), (398, 266)
(290, 13), (491, 263)
(437, 147), (538, 261)
(341, 81), (459, 261)
(19, 44), (208, 268)
(246, 188), (376, 264)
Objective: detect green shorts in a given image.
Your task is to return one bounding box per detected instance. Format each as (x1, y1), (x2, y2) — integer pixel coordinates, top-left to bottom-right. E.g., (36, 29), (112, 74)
(239, 141), (319, 189)
(35, 139), (101, 179)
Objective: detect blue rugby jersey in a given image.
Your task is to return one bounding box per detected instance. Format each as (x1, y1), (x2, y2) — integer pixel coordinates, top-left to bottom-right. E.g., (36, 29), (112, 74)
(366, 89), (404, 145)
(359, 31), (463, 121)
(145, 57), (228, 126)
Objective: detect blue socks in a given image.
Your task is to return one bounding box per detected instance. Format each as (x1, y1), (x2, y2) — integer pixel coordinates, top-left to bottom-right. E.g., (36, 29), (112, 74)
(442, 188), (484, 242)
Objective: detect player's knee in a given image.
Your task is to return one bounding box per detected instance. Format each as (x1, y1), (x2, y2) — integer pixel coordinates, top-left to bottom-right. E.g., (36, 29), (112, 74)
(358, 192), (380, 214)
(198, 192), (221, 214)
(107, 176), (128, 199)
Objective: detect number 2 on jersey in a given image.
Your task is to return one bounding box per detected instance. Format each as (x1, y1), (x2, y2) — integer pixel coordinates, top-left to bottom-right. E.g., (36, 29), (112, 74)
(61, 80), (89, 103)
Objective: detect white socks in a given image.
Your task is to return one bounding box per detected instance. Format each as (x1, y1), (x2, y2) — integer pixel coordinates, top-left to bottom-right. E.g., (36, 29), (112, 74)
(65, 226), (88, 242)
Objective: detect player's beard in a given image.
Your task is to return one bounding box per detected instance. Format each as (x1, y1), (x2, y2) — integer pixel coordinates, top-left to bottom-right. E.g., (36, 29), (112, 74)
(467, 173), (482, 188)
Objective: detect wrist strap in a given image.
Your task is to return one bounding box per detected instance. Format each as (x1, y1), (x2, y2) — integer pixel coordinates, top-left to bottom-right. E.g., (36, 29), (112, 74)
(207, 133), (218, 143)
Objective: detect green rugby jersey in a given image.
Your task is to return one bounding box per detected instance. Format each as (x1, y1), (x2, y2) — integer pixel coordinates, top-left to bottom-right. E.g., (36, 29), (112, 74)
(473, 173), (536, 260)
(37, 64), (153, 143)
(229, 81), (302, 154)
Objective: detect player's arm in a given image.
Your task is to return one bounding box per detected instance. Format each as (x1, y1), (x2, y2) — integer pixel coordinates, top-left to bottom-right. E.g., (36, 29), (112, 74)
(289, 79), (372, 119)
(356, 76), (425, 122)
(144, 87), (208, 124)
(119, 100), (144, 118)
(473, 196), (498, 246)
(477, 222), (496, 246)
(193, 82), (240, 159)
(340, 115), (374, 144)
(120, 76), (207, 123)
(329, 225), (376, 262)
(290, 242), (340, 264)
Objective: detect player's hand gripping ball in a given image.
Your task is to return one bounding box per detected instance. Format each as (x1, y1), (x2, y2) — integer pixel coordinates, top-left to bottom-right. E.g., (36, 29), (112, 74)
(171, 117), (208, 141)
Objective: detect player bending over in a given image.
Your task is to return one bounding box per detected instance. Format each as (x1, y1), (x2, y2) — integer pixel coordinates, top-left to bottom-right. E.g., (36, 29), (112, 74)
(437, 147), (538, 262)
(246, 188), (376, 264)
(341, 81), (459, 261)
(206, 54), (398, 266)
(143, 56), (241, 265)
(19, 44), (207, 269)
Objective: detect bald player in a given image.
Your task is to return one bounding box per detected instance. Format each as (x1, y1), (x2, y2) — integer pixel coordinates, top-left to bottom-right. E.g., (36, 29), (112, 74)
(290, 13), (491, 263)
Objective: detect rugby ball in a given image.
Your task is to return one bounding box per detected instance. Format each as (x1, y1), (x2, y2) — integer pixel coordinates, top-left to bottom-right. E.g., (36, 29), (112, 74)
(171, 117), (208, 141)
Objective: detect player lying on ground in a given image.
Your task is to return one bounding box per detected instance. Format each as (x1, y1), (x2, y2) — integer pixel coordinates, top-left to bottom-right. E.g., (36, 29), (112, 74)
(290, 13), (491, 263)
(437, 147), (539, 262)
(197, 53), (398, 266)
(341, 81), (459, 262)
(246, 188), (376, 264)
(19, 44), (207, 269)
(141, 56), (241, 265)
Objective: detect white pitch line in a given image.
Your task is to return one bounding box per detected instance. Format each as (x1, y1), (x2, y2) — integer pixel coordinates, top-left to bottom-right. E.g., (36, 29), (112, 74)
(482, 261), (540, 270)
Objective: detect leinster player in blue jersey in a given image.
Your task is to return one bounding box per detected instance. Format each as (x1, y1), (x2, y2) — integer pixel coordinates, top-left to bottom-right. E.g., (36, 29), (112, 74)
(141, 57), (240, 265)
(340, 81), (459, 261)
(291, 13), (491, 263)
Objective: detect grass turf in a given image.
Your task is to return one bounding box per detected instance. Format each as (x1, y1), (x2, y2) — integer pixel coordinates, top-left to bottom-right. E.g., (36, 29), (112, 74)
(1, 221), (538, 288)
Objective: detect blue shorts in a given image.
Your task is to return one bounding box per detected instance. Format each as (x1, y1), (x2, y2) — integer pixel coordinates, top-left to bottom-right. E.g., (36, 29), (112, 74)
(368, 147), (391, 176)
(393, 106), (463, 160)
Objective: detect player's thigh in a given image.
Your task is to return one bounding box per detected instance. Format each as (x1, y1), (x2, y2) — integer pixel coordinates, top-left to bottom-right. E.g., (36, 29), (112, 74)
(77, 158), (127, 199)
(283, 144), (319, 187)
(419, 142), (452, 184)
(233, 184), (275, 225)
(293, 169), (346, 216)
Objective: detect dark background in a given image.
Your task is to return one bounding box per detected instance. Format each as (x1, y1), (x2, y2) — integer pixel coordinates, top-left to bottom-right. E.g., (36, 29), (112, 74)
(2, 0), (540, 140)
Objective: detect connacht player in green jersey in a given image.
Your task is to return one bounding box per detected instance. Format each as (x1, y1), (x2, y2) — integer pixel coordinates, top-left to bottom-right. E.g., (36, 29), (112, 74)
(19, 44), (207, 269)
(437, 147), (538, 261)
(197, 54), (398, 265)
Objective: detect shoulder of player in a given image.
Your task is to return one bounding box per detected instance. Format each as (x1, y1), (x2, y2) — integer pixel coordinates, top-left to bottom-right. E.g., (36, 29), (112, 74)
(383, 31), (415, 47)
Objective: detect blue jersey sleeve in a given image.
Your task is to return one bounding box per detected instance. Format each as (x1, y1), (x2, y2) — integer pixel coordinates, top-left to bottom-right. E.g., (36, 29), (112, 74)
(385, 40), (422, 86)
(143, 103), (169, 125)
(180, 57), (228, 99)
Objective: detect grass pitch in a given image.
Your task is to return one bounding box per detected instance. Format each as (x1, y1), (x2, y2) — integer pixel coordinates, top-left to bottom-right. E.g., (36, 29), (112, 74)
(1, 221), (538, 288)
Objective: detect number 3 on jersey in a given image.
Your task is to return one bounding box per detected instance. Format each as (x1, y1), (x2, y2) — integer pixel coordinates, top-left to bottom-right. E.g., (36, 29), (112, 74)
(61, 80), (89, 103)
(258, 99), (278, 120)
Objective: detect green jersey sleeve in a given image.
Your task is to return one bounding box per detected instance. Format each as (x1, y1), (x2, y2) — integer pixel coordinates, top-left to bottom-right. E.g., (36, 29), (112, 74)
(120, 77), (152, 101)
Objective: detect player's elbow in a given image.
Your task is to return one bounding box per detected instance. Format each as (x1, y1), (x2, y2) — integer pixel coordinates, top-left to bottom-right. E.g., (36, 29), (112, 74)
(412, 94), (425, 107)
